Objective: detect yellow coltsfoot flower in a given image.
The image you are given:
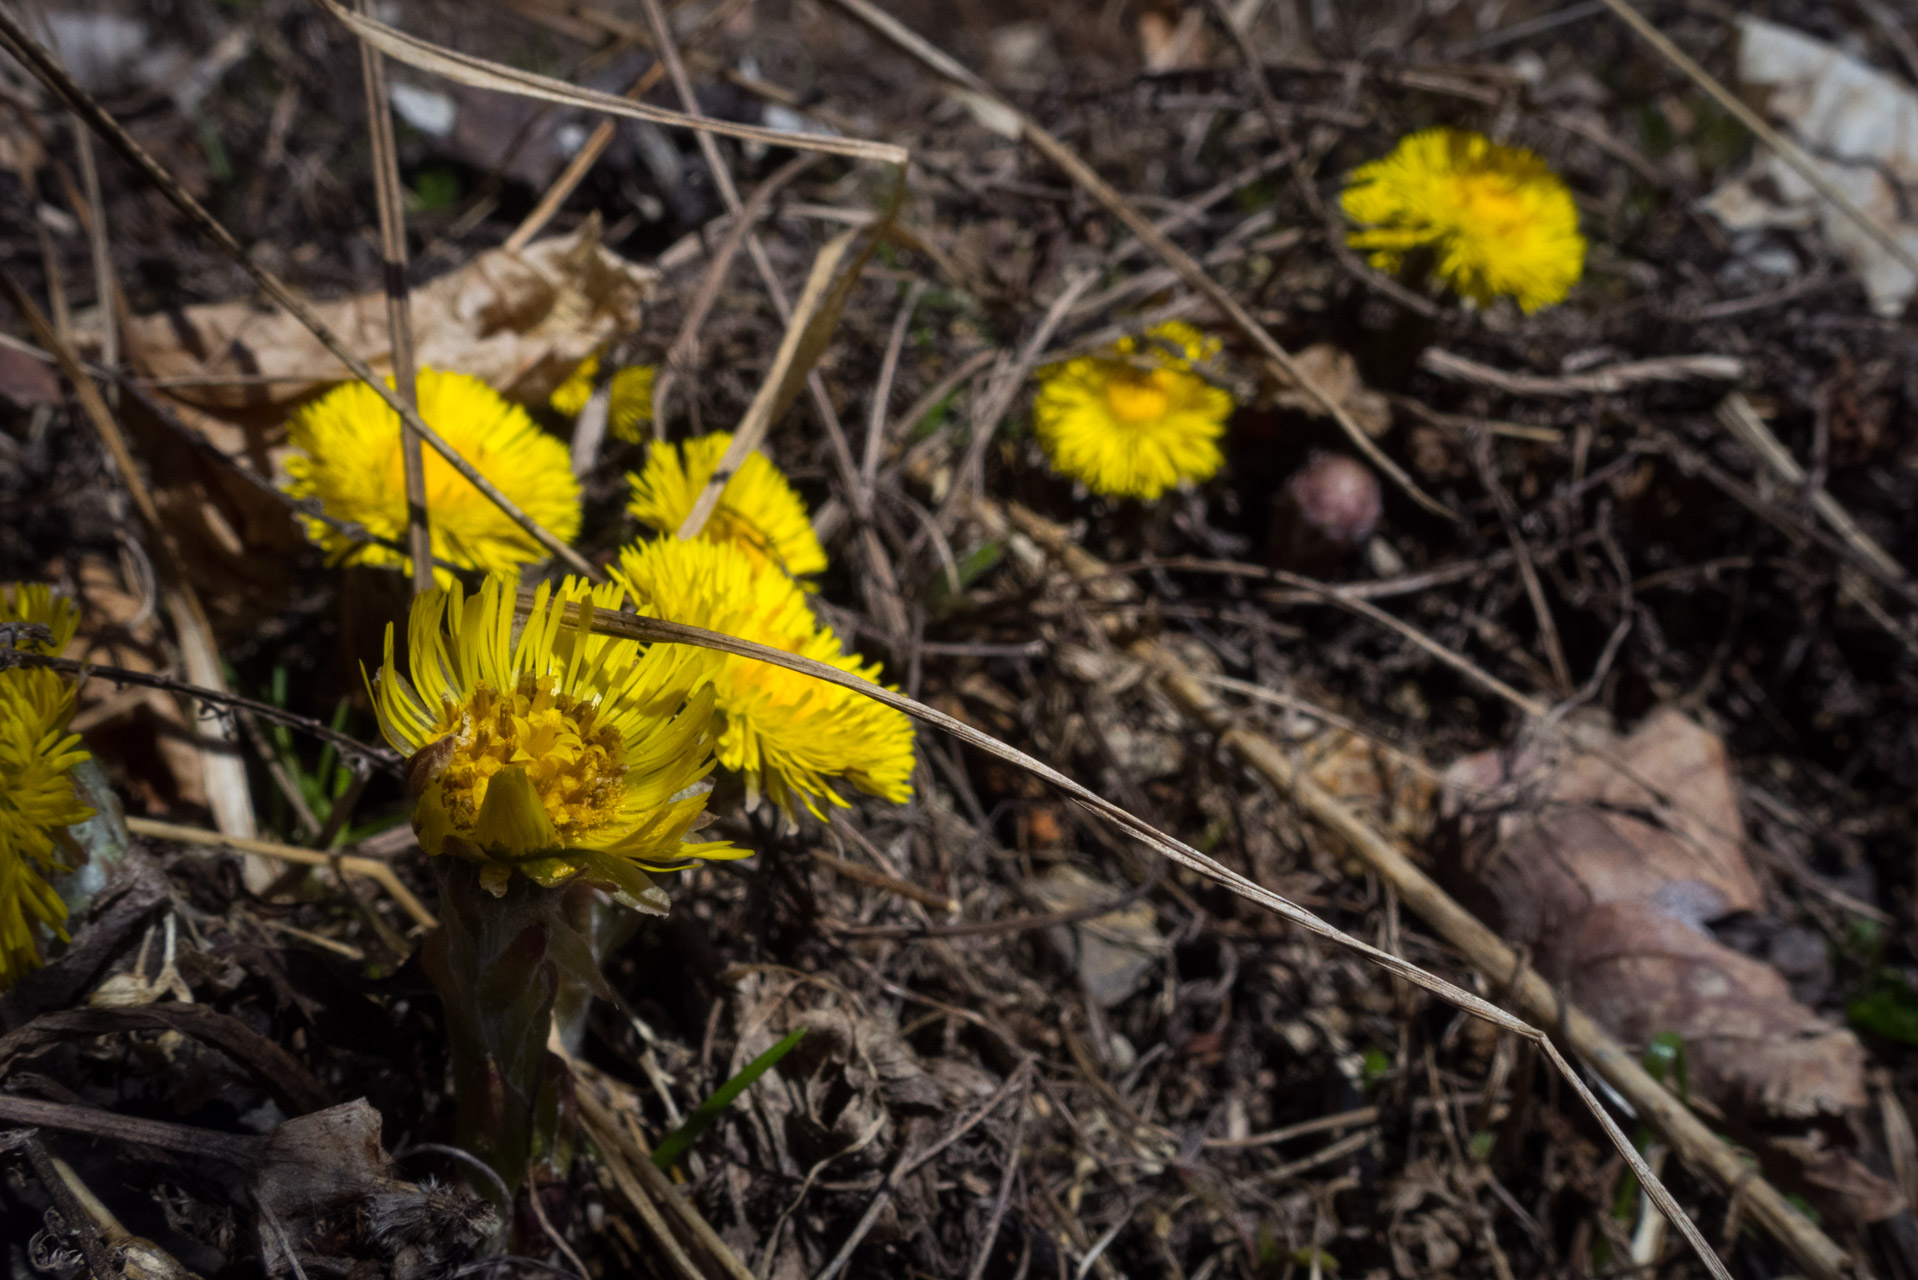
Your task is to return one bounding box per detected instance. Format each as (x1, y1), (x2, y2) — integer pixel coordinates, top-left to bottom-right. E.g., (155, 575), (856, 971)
(627, 432), (827, 578)
(367, 574), (740, 908)
(612, 537), (914, 819)
(0, 583), (93, 989)
(1032, 321), (1233, 501)
(284, 368), (582, 584)
(550, 353), (657, 444)
(1341, 128), (1586, 313)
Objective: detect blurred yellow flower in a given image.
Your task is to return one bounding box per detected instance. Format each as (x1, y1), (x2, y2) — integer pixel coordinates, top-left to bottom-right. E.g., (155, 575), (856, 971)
(0, 583), (92, 989)
(550, 354), (656, 444)
(613, 537), (914, 819)
(1341, 128), (1585, 313)
(628, 432), (827, 577)
(367, 573), (740, 905)
(284, 369), (581, 585)
(1032, 321), (1232, 500)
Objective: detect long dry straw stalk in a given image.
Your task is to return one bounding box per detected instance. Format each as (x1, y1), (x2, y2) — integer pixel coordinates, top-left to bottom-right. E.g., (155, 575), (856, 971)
(523, 590), (1742, 1280)
(353, 0), (432, 595)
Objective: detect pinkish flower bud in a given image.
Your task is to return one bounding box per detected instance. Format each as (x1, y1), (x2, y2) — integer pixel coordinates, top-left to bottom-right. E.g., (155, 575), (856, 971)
(1265, 453), (1383, 572)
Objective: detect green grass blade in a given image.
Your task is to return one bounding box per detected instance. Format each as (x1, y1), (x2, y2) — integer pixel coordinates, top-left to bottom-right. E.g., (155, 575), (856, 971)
(650, 1028), (806, 1171)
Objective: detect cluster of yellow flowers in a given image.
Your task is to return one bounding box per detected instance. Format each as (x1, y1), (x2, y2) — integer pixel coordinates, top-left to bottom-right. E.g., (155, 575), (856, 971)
(282, 361), (917, 892)
(289, 126), (1586, 890)
(0, 584), (93, 990)
(1030, 129), (1583, 498)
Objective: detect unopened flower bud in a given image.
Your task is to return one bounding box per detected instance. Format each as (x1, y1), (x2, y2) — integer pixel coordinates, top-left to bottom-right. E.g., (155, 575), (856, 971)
(1265, 452), (1383, 573)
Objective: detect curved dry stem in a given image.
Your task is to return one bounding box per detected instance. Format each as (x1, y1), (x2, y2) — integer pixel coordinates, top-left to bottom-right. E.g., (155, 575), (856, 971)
(313, 0), (907, 168)
(533, 590), (1735, 1280)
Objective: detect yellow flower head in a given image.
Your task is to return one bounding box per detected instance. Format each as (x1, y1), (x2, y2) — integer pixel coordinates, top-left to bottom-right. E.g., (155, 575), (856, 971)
(612, 537), (914, 819)
(628, 432), (827, 577)
(367, 573), (741, 907)
(0, 583), (92, 989)
(550, 353), (657, 444)
(1032, 321), (1233, 501)
(285, 368), (582, 585)
(1341, 128), (1585, 313)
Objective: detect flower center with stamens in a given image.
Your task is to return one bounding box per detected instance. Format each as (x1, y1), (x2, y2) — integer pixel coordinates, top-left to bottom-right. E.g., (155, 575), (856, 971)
(432, 675), (626, 841)
(1452, 173), (1527, 239)
(1104, 372), (1171, 423)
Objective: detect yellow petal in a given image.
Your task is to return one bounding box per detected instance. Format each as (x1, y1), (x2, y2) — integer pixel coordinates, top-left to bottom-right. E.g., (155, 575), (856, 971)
(469, 766), (559, 859)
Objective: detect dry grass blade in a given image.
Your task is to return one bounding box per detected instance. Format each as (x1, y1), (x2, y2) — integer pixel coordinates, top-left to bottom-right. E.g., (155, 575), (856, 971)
(354, 0), (432, 595)
(821, 0), (1459, 521)
(575, 1088), (716, 1280)
(675, 219), (888, 540)
(1422, 347), (1745, 396)
(527, 591), (1735, 1280)
(312, 0), (906, 169)
(0, 7), (596, 580)
(653, 154), (822, 435)
(505, 62), (668, 253)
(1716, 392), (1908, 583)
(1141, 649), (1843, 1280)
(125, 817), (438, 932)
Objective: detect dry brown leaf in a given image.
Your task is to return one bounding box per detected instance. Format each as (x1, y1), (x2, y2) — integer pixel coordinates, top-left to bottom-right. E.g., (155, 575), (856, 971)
(123, 224), (654, 412)
(0, 343), (59, 409)
(1137, 5), (1208, 71)
(1566, 901), (1867, 1120)
(1307, 730), (1436, 844)
(1442, 706), (1901, 1223)
(1444, 707), (1761, 942)
(1271, 344), (1393, 439)
(60, 555), (208, 815)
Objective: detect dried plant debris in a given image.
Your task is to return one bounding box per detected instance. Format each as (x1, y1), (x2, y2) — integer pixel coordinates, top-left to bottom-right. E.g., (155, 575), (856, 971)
(11, 0), (1918, 1275)
(1443, 708), (1901, 1221)
(123, 224), (653, 411)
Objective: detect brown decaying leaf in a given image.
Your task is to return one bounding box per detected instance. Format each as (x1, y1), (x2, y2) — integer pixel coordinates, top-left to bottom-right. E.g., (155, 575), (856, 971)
(255, 1099), (497, 1278)
(123, 224), (654, 412)
(1270, 343), (1394, 440)
(1443, 706), (1902, 1223)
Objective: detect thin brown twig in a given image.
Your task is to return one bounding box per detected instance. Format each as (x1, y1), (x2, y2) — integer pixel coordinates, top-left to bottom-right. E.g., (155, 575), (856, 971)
(814, 1062), (1035, 1280)
(963, 1077), (1028, 1280)
(1200, 0), (1442, 318)
(356, 0), (432, 595)
(505, 62), (668, 252)
(533, 588), (1733, 1277)
(987, 502), (1835, 1280)
(810, 846), (959, 914)
(14, 1137), (120, 1280)
(1467, 429), (1572, 692)
(635, 0), (910, 641)
(651, 152), (821, 435)
(1, 649), (400, 773)
(0, 267), (259, 842)
(524, 1162), (590, 1280)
